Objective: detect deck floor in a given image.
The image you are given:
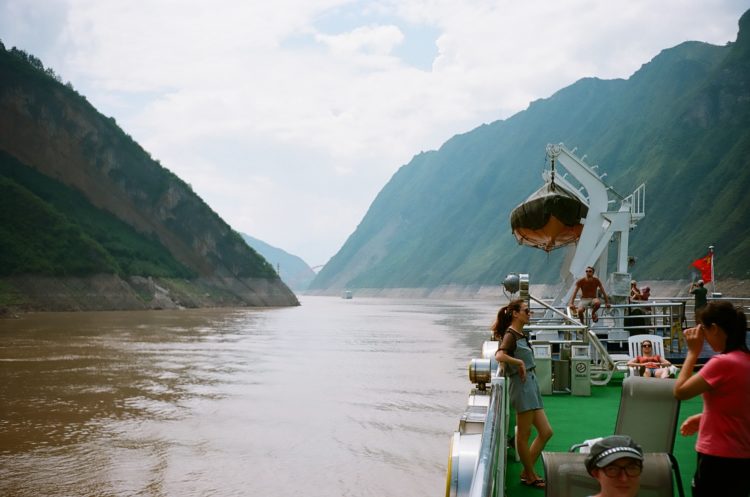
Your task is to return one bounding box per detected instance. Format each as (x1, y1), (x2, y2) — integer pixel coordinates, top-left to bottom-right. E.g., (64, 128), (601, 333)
(506, 374), (703, 497)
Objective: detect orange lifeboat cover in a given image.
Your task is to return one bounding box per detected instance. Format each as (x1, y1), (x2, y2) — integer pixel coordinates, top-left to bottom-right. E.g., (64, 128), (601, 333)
(510, 182), (588, 252)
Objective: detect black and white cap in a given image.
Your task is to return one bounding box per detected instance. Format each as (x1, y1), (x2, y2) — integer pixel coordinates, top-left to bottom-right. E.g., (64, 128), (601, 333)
(585, 435), (644, 474)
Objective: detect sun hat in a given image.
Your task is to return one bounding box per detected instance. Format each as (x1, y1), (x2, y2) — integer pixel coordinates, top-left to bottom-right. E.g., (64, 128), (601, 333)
(585, 435), (643, 475)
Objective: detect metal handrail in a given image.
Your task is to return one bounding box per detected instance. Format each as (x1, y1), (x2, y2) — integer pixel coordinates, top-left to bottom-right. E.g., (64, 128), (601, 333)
(586, 329), (626, 370)
(527, 325), (592, 331)
(468, 376), (507, 497)
(530, 294), (586, 327)
(711, 296), (750, 302)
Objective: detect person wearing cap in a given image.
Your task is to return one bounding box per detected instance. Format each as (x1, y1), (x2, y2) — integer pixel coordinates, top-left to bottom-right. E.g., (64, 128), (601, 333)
(584, 435), (644, 497)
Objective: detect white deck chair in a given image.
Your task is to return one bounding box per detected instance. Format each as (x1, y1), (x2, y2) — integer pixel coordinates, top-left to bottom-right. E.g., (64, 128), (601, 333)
(585, 329), (629, 385)
(627, 335), (675, 377)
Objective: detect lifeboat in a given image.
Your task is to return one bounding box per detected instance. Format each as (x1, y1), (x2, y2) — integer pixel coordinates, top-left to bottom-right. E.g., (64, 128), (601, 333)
(510, 181), (588, 252)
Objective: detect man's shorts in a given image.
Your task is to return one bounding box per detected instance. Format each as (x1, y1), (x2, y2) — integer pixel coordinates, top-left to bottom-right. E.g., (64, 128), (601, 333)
(578, 298), (596, 308)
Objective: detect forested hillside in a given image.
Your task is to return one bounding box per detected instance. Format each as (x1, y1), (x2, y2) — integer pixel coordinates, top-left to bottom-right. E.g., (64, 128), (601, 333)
(0, 43), (298, 311)
(310, 10), (750, 293)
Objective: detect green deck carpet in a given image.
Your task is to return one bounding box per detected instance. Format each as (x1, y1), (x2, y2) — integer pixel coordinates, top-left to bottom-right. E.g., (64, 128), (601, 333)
(505, 379), (703, 497)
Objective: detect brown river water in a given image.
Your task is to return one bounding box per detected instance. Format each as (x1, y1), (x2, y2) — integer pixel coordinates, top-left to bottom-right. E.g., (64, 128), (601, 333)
(0, 296), (498, 497)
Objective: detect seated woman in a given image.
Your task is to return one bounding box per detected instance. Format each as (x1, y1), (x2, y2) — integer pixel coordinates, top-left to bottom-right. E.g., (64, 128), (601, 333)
(627, 340), (672, 378)
(629, 280), (642, 302)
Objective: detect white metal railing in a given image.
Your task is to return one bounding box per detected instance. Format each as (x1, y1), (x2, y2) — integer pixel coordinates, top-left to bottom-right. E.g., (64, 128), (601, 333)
(527, 299), (687, 346)
(468, 375), (508, 497)
(526, 295), (587, 340)
(687, 296), (750, 325)
(586, 329), (620, 369)
(625, 183), (646, 221)
(522, 297), (690, 381)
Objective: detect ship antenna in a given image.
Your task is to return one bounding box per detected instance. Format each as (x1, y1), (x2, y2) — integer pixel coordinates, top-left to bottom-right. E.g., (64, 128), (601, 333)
(550, 156), (556, 192)
(546, 143), (560, 192)
(545, 153), (556, 192)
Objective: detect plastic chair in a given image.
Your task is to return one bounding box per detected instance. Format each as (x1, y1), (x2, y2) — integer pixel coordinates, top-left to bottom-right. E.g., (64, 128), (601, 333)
(627, 335), (675, 377)
(566, 376), (685, 497)
(542, 452), (675, 497)
(616, 377), (680, 454)
(585, 329), (629, 385)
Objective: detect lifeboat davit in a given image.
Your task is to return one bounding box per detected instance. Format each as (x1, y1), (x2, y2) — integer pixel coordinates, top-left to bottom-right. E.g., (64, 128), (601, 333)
(510, 182), (588, 252)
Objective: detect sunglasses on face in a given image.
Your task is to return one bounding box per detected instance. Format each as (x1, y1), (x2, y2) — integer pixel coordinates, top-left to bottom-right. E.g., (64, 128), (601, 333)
(602, 463), (643, 478)
(642, 343), (652, 348)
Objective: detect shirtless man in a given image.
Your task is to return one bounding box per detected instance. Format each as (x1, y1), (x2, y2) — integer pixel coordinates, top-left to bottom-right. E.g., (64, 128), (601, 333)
(569, 266), (610, 322)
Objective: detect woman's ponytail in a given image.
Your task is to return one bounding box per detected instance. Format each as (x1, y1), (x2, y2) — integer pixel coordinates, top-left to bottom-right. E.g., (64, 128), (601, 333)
(491, 299), (524, 340)
(728, 306), (749, 353)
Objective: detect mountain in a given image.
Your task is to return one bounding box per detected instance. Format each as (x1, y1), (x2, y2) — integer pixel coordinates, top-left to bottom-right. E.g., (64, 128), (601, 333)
(0, 43), (298, 311)
(240, 234), (315, 292)
(310, 10), (750, 294)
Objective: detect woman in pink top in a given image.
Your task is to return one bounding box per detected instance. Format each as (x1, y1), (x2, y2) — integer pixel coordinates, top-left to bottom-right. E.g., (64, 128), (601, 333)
(674, 301), (750, 497)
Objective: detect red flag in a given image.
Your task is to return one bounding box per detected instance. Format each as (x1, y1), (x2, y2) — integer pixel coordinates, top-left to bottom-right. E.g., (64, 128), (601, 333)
(691, 254), (712, 283)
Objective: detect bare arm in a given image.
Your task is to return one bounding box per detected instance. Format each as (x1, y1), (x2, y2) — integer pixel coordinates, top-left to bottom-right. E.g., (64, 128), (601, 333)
(680, 413), (702, 436)
(627, 356), (642, 367)
(569, 283), (580, 307)
(495, 349), (527, 377)
(598, 281), (610, 305)
(674, 326), (711, 400)
(495, 334), (526, 380)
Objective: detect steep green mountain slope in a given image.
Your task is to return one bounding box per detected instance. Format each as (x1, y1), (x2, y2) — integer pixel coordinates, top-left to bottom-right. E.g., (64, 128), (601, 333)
(0, 151), (193, 278)
(311, 11), (750, 292)
(0, 43), (297, 310)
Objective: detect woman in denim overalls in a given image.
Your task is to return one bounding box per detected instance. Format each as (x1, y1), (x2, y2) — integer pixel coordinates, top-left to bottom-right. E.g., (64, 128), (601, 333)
(494, 299), (554, 489)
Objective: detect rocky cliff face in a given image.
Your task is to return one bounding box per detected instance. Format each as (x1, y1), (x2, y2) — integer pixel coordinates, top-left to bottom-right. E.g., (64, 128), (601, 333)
(1, 274), (298, 313)
(0, 47), (298, 310)
(2, 86), (212, 277)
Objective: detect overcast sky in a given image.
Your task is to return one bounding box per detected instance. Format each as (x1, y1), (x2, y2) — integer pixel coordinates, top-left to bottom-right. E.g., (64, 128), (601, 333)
(1, 1), (747, 267)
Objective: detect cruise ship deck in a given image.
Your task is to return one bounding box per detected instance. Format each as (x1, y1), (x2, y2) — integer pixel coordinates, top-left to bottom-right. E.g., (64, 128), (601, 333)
(506, 374), (703, 497)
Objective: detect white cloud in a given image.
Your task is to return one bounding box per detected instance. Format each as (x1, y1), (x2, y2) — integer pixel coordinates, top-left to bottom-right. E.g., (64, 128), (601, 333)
(316, 23), (405, 57)
(1, 0), (747, 265)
